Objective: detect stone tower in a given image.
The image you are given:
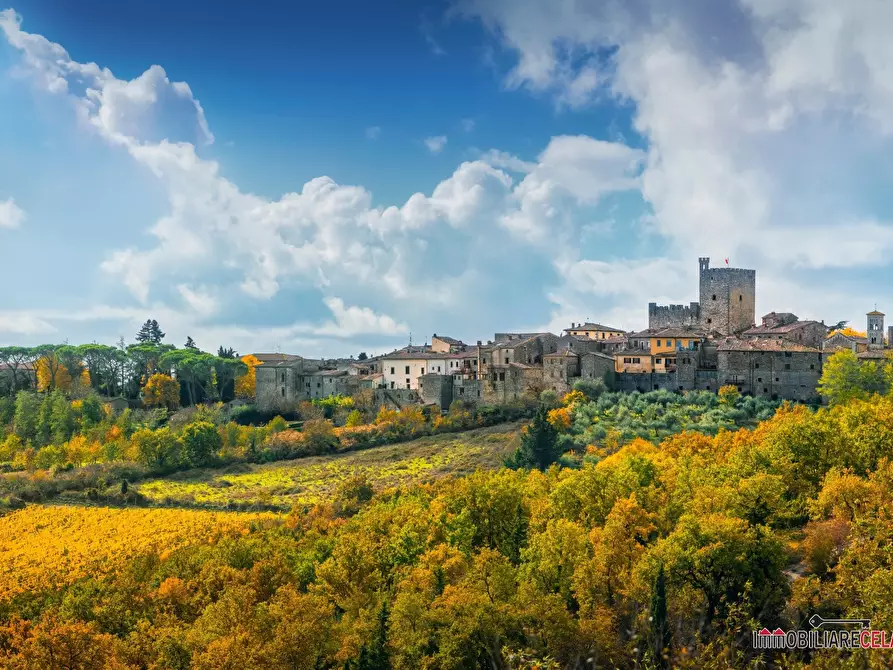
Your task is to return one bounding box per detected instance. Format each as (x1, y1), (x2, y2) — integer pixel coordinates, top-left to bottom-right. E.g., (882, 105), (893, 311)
(698, 257), (756, 335)
(867, 310), (885, 349)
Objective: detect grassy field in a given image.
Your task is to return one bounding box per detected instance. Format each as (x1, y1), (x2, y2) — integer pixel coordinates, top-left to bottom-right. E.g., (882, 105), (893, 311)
(132, 422), (522, 510)
(0, 505), (279, 602)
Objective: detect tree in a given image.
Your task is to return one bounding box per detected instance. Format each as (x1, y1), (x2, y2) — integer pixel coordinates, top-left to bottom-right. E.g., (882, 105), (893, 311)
(0, 346), (37, 396)
(818, 349), (892, 405)
(214, 357), (247, 404)
(13, 391), (40, 443)
(131, 427), (181, 469)
(136, 319), (165, 344)
(358, 352), (368, 361)
(650, 565), (671, 668)
(184, 336), (198, 350)
(718, 384), (740, 406)
(181, 421), (221, 467)
(506, 405), (560, 470)
(142, 373), (181, 410)
(218, 346), (237, 359)
(235, 354), (262, 400)
(160, 349), (217, 406)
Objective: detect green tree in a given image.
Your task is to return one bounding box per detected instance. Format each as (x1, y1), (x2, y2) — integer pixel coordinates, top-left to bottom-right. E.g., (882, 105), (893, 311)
(132, 427), (181, 469)
(0, 346), (37, 396)
(506, 405), (560, 470)
(49, 391), (76, 444)
(651, 565), (670, 668)
(79, 395), (104, 428)
(136, 319), (165, 344)
(181, 421), (221, 467)
(13, 391), (40, 443)
(818, 349), (890, 405)
(184, 336), (198, 350)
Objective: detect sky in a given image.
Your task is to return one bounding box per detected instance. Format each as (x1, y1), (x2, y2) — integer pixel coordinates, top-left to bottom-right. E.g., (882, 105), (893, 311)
(2, 0), (893, 358)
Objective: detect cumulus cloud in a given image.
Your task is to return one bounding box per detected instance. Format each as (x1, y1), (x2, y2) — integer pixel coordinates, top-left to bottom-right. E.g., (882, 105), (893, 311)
(424, 135), (448, 154)
(315, 297), (408, 337)
(365, 125), (381, 140)
(0, 198), (25, 229)
(458, 0), (893, 327)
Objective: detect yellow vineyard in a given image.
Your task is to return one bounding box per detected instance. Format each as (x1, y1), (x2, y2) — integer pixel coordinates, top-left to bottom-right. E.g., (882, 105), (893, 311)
(0, 505), (280, 601)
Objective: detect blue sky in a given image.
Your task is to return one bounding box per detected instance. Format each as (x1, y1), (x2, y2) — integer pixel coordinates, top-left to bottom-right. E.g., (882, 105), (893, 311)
(2, 0), (893, 356)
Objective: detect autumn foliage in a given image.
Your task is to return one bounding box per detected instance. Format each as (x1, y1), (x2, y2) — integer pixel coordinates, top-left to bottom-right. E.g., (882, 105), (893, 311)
(142, 372), (180, 409)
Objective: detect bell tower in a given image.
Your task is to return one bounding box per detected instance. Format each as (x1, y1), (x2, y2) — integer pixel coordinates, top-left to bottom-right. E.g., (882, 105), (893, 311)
(867, 309), (885, 350)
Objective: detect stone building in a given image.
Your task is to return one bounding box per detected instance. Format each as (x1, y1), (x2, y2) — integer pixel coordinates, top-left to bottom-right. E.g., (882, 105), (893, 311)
(716, 338), (822, 402)
(255, 354), (304, 410)
(867, 310), (885, 349)
(822, 332), (868, 358)
(543, 346), (580, 393)
(431, 334), (466, 353)
(563, 322), (625, 340)
(698, 257), (756, 335)
(742, 312), (828, 349)
(647, 257), (756, 335)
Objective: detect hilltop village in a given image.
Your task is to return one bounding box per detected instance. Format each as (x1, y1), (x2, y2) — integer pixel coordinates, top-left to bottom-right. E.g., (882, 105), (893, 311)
(256, 256), (887, 412)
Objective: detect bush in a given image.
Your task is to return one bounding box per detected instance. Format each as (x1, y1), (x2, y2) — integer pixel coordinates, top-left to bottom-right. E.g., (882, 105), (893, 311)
(181, 421), (221, 468)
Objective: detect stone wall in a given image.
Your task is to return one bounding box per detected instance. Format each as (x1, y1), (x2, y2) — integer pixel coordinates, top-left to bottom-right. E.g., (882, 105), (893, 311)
(615, 372), (679, 393)
(419, 373), (453, 409)
(717, 349), (822, 402)
(648, 302), (700, 329)
(256, 363), (304, 411)
(373, 388), (420, 409)
(580, 353), (615, 387)
(698, 258), (756, 335)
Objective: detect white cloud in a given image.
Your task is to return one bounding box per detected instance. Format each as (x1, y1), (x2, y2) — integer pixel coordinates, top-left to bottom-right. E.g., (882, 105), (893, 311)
(365, 125), (381, 140)
(424, 135), (448, 154)
(0, 198), (25, 229)
(177, 284), (219, 317)
(461, 118), (475, 132)
(315, 297), (408, 337)
(0, 312), (55, 335)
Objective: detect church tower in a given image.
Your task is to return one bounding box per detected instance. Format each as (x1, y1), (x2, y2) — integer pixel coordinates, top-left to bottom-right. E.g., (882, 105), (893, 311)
(867, 310), (885, 350)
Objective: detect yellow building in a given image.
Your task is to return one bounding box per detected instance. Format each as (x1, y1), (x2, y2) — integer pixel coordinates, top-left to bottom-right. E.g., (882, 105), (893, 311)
(565, 321), (625, 340)
(647, 328), (708, 372)
(614, 350), (653, 373)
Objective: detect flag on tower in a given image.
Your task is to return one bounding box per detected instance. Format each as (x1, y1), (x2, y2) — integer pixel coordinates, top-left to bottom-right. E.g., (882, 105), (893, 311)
(725, 258), (729, 265)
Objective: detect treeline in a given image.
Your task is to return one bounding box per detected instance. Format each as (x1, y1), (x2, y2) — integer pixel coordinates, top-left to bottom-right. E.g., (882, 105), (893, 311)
(0, 319), (250, 408)
(5, 393), (893, 667)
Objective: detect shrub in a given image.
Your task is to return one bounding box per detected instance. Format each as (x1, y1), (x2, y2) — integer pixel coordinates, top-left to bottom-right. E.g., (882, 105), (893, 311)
(181, 421), (221, 468)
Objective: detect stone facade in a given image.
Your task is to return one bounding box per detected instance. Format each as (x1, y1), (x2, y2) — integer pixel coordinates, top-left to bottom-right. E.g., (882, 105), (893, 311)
(867, 311), (885, 349)
(698, 257), (756, 335)
(742, 313), (828, 349)
(580, 352), (615, 384)
(716, 339), (822, 402)
(648, 302), (701, 329)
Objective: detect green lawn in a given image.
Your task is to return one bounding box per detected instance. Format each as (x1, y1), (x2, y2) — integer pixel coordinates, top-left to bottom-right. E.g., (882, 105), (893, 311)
(131, 422), (522, 510)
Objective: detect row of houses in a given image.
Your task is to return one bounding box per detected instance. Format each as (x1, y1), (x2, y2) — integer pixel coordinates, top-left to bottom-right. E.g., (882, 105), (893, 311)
(255, 257), (893, 411)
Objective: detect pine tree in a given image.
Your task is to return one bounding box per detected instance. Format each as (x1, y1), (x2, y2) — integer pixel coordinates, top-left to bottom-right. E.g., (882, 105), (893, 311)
(651, 564), (671, 668)
(184, 336), (198, 350)
(506, 404), (560, 470)
(135, 319), (165, 344)
(217, 346), (237, 359)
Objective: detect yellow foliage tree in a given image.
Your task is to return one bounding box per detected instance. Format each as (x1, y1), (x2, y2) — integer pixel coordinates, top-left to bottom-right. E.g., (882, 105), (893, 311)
(827, 327), (867, 339)
(235, 354), (262, 399)
(142, 373), (181, 410)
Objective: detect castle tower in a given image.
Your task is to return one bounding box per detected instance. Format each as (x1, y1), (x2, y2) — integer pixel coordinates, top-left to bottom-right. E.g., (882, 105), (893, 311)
(698, 257), (756, 335)
(867, 310), (885, 349)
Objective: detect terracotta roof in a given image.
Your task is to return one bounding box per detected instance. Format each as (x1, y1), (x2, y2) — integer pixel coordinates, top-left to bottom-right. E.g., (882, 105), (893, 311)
(824, 332), (868, 344)
(545, 346), (579, 357)
(564, 322), (624, 332)
(614, 348), (651, 357)
(628, 329), (657, 338)
(603, 335), (627, 343)
(716, 337), (820, 353)
(856, 350), (892, 360)
(742, 320), (823, 336)
(650, 327), (710, 339)
(379, 351), (447, 361)
(432, 335), (463, 345)
(868, 310), (885, 316)
(493, 334), (553, 349)
(253, 353), (302, 364)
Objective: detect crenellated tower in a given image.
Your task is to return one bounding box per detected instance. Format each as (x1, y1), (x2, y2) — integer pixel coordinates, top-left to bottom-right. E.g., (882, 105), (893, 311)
(698, 257), (756, 335)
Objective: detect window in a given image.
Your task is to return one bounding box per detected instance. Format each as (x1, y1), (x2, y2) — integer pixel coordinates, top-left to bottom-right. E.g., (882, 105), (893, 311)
(499, 372), (505, 381)
(633, 358), (641, 364)
(390, 367), (395, 374)
(757, 377), (762, 382)
(281, 388), (285, 397)
(712, 294), (717, 300)
(785, 364), (791, 370)
(667, 340), (673, 346)
(707, 318), (712, 324)
(739, 295), (743, 301)
(656, 358), (662, 364)
(784, 352), (792, 358)
(459, 387), (465, 395)
(405, 378), (410, 386)
(437, 366), (441, 372)
(754, 363), (760, 369)
(623, 357), (631, 364)
(405, 365), (410, 374)
(775, 377), (780, 382)
(390, 381), (395, 389)
(763, 387), (768, 393)
(504, 357), (509, 364)
(810, 364), (815, 370)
